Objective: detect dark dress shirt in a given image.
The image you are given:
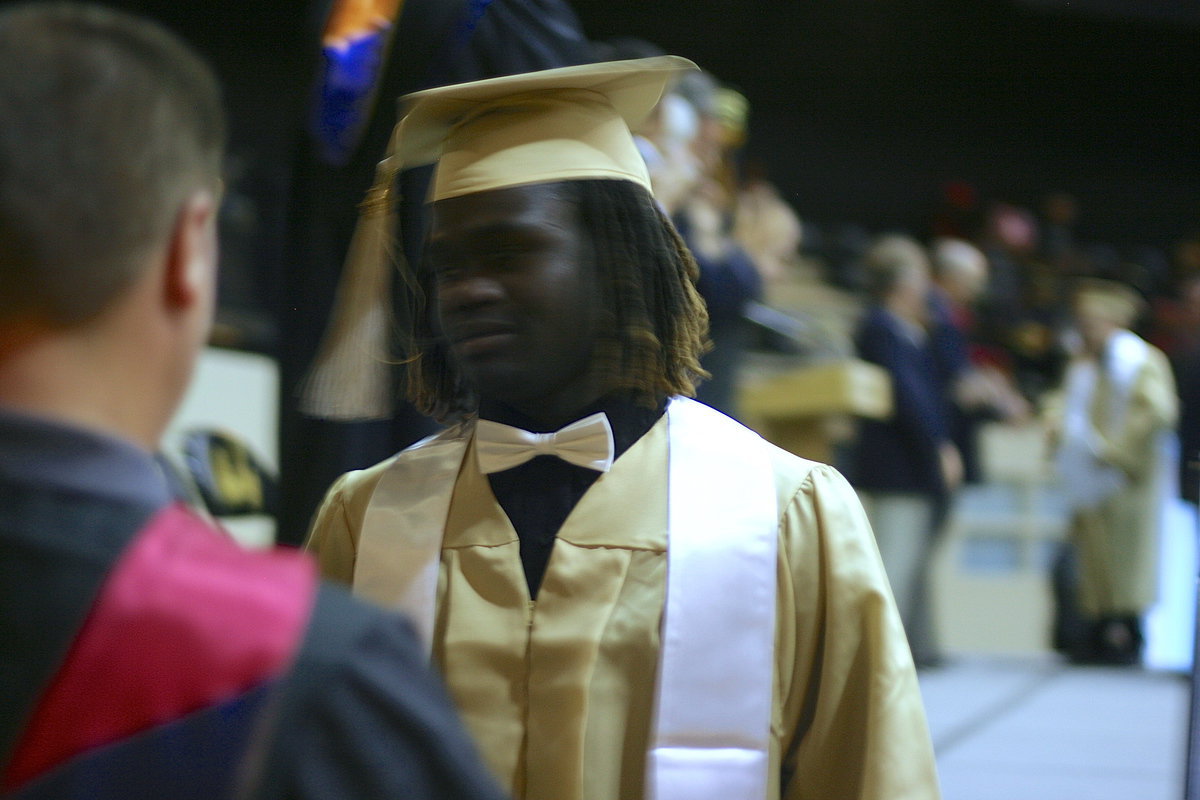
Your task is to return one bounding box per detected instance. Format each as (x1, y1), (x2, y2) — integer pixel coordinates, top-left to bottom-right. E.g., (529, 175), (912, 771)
(850, 307), (952, 497)
(928, 288), (985, 483)
(479, 395), (666, 598)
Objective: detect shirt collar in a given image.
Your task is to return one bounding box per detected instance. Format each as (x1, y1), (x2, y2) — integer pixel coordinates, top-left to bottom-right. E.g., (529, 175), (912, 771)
(883, 308), (928, 346)
(0, 406), (171, 510)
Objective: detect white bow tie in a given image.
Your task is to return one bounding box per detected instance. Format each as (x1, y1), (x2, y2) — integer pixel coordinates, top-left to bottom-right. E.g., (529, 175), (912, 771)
(474, 412), (615, 474)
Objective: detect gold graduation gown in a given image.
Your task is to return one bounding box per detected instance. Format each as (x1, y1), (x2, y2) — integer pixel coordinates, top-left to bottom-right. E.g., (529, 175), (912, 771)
(307, 415), (939, 800)
(1073, 343), (1177, 615)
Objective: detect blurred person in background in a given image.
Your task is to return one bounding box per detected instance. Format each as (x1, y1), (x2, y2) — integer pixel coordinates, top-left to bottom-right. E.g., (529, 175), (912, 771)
(1047, 279), (1177, 665)
(628, 58), (780, 417)
(0, 5), (506, 797)
(923, 237), (1030, 666)
(1039, 190), (1083, 275)
(278, 0), (592, 545)
(734, 163), (805, 291)
(929, 237), (1031, 484)
(977, 202), (1067, 398)
(668, 68), (762, 419)
(850, 234), (962, 668)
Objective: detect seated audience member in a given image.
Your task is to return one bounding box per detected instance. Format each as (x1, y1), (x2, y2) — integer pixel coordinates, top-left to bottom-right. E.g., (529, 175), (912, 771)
(0, 5), (506, 798)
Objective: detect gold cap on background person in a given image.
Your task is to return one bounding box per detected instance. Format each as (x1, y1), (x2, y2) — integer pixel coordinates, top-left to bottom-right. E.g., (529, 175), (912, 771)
(1073, 277), (1144, 328)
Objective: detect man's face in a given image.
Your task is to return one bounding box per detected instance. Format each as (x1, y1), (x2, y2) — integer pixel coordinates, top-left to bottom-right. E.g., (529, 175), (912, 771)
(952, 260), (988, 306)
(1074, 303), (1117, 356)
(426, 182), (604, 423)
(892, 261), (932, 324)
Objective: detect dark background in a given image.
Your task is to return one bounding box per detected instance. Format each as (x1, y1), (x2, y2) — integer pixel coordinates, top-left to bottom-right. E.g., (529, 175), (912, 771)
(571, 0), (1199, 250)
(11, 0), (1198, 324)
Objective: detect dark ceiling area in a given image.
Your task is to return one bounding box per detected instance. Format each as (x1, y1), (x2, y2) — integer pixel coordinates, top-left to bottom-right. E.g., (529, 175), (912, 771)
(6, 0), (1191, 324)
(572, 0), (1199, 251)
(45, 0), (1200, 256)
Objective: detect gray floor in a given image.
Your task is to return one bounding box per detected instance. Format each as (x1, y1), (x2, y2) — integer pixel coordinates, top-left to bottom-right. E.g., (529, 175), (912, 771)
(921, 657), (1192, 800)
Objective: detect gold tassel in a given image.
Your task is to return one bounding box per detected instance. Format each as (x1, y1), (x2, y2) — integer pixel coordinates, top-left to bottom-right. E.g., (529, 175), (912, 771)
(297, 153), (401, 421)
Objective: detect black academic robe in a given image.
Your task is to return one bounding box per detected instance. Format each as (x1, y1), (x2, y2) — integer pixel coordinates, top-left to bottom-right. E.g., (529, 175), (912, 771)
(0, 412), (504, 800)
(278, 0), (593, 544)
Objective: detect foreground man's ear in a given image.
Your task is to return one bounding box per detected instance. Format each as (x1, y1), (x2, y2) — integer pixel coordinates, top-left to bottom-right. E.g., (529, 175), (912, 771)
(163, 187), (219, 313)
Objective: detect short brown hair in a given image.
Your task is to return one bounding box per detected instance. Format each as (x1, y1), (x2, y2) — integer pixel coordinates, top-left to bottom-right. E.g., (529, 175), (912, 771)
(0, 3), (225, 326)
(862, 234), (930, 301)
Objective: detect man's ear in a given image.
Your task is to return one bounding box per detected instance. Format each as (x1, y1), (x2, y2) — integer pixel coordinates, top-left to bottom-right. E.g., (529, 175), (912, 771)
(164, 188), (219, 311)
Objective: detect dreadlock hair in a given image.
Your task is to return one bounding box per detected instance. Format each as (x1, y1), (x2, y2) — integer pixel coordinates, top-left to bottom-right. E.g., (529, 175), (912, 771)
(402, 178), (711, 422)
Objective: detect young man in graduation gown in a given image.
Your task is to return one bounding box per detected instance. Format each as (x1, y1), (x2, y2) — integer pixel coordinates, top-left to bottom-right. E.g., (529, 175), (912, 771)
(306, 58), (940, 800)
(0, 6), (506, 798)
(1049, 279), (1178, 665)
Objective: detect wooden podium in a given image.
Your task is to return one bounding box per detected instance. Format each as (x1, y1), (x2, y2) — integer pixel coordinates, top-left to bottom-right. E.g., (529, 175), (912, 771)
(737, 359), (892, 464)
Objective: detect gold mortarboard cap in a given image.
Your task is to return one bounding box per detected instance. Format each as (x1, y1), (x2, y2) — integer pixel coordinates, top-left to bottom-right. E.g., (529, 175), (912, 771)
(394, 55), (697, 202)
(1073, 277), (1144, 327)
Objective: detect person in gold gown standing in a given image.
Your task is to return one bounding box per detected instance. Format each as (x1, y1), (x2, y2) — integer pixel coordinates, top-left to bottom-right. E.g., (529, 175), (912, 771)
(1050, 279), (1178, 664)
(306, 57), (939, 800)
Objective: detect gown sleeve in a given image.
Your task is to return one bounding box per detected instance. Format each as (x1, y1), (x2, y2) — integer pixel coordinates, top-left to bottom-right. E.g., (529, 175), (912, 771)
(1095, 348), (1178, 479)
(260, 583), (508, 800)
(775, 462), (941, 800)
(304, 466), (384, 585)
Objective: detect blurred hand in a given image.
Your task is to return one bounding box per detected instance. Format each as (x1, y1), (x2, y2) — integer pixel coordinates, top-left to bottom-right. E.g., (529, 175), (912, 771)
(1044, 420), (1062, 454)
(954, 367), (1032, 423)
(939, 442), (964, 492)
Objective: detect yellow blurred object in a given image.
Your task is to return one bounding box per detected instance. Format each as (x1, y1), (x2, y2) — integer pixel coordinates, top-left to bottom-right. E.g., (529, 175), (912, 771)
(739, 359), (892, 463)
(713, 86), (748, 148)
(182, 428), (278, 518)
(323, 0), (403, 45)
(1010, 320), (1051, 356)
(212, 444), (264, 511)
(1073, 277), (1144, 328)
